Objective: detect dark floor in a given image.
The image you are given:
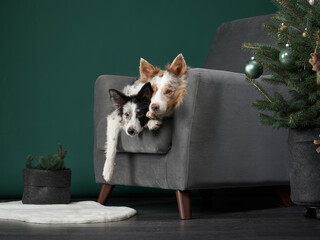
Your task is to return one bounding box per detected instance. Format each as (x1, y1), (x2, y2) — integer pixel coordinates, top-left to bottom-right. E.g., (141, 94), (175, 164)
(0, 192), (320, 240)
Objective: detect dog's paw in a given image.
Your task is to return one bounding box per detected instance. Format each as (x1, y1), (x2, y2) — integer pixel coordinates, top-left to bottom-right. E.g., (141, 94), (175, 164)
(146, 111), (156, 120)
(146, 111), (152, 119)
(102, 157), (114, 182)
(103, 167), (113, 182)
(147, 119), (162, 131)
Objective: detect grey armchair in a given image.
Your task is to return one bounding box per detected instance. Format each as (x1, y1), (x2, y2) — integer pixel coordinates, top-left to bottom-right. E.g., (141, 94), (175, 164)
(93, 14), (290, 220)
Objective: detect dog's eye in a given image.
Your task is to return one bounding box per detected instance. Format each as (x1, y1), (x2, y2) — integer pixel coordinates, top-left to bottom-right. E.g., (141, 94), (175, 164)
(136, 112), (144, 118)
(165, 89), (173, 95)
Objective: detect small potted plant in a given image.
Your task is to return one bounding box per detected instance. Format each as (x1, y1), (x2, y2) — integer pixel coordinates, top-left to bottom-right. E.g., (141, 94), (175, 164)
(22, 143), (71, 204)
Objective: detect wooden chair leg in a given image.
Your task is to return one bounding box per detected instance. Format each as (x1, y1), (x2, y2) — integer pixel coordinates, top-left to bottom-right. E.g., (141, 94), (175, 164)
(275, 186), (291, 207)
(97, 184), (115, 205)
(176, 190), (192, 220)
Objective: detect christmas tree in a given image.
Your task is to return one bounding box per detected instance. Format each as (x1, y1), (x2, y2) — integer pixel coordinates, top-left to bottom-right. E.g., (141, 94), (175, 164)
(243, 0), (320, 129)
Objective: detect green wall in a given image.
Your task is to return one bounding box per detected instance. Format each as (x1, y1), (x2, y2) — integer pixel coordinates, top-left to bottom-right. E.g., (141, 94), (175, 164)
(0, 0), (276, 198)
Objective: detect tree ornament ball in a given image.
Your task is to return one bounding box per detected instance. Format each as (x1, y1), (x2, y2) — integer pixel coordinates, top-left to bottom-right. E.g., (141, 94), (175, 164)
(302, 28), (308, 37)
(279, 44), (296, 69)
(279, 23), (287, 31)
(308, 0), (317, 5)
(245, 57), (263, 79)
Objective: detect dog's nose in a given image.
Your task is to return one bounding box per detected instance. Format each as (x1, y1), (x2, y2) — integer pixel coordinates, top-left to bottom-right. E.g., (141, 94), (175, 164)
(151, 103), (160, 112)
(127, 128), (136, 136)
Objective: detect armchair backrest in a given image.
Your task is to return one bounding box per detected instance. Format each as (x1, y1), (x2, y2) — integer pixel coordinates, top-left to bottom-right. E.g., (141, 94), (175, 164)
(204, 14), (275, 73)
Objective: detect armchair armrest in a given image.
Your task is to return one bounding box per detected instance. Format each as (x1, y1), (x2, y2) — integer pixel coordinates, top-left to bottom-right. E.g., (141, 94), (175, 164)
(166, 68), (289, 190)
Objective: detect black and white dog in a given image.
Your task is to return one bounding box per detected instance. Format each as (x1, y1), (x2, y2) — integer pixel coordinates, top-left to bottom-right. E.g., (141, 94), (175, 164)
(103, 82), (153, 182)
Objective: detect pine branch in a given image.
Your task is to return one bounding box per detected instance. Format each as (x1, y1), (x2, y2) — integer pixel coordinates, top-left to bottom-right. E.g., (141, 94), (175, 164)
(297, 0), (317, 19)
(293, 50), (310, 59)
(246, 78), (273, 103)
(269, 34), (281, 42)
(256, 52), (277, 62)
(242, 43), (278, 52)
(272, 15), (299, 30)
(261, 76), (287, 85)
(255, 59), (287, 81)
(274, 0), (302, 22)
(264, 24), (296, 39)
(258, 113), (289, 129)
(252, 100), (273, 111)
(242, 43), (280, 64)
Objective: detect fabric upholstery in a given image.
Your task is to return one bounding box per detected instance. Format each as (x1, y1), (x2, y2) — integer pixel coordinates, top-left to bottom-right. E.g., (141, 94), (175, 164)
(204, 14), (274, 73)
(174, 68), (289, 189)
(94, 68), (290, 190)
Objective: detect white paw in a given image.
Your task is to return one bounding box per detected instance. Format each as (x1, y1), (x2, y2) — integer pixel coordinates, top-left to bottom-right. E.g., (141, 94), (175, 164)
(103, 167), (113, 182)
(146, 111), (157, 120)
(147, 119), (162, 131)
(102, 158), (114, 182)
(146, 111), (152, 119)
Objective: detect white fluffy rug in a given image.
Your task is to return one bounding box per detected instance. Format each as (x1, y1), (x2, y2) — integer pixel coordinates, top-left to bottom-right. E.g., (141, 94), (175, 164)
(0, 201), (136, 224)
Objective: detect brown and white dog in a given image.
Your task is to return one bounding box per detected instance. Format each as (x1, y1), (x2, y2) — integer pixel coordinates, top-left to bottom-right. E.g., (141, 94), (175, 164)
(139, 53), (188, 129)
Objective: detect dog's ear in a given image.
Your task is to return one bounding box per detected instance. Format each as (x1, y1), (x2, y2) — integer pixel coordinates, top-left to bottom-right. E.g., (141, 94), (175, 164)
(139, 58), (159, 83)
(136, 82), (153, 103)
(109, 89), (129, 109)
(166, 53), (187, 77)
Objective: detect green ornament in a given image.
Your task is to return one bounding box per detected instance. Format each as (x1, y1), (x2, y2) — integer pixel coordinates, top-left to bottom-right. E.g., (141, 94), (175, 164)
(245, 57), (263, 79)
(279, 43), (296, 69)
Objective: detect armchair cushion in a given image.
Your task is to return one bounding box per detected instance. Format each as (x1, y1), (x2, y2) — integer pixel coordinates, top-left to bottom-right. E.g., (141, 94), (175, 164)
(96, 117), (173, 154)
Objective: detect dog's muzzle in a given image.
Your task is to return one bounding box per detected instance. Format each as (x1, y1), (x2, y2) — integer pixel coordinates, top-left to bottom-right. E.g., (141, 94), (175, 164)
(127, 128), (137, 137)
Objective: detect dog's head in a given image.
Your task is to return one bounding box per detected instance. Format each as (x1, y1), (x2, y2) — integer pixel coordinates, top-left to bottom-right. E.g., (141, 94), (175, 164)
(139, 54), (188, 119)
(109, 82), (153, 137)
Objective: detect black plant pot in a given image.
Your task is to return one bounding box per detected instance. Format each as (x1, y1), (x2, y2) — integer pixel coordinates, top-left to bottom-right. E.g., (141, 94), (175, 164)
(288, 128), (320, 207)
(22, 168), (71, 204)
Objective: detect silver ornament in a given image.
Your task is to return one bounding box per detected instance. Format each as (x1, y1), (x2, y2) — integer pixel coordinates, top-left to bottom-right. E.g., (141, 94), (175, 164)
(280, 23), (287, 31)
(309, 0), (317, 6)
(302, 28), (308, 37)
